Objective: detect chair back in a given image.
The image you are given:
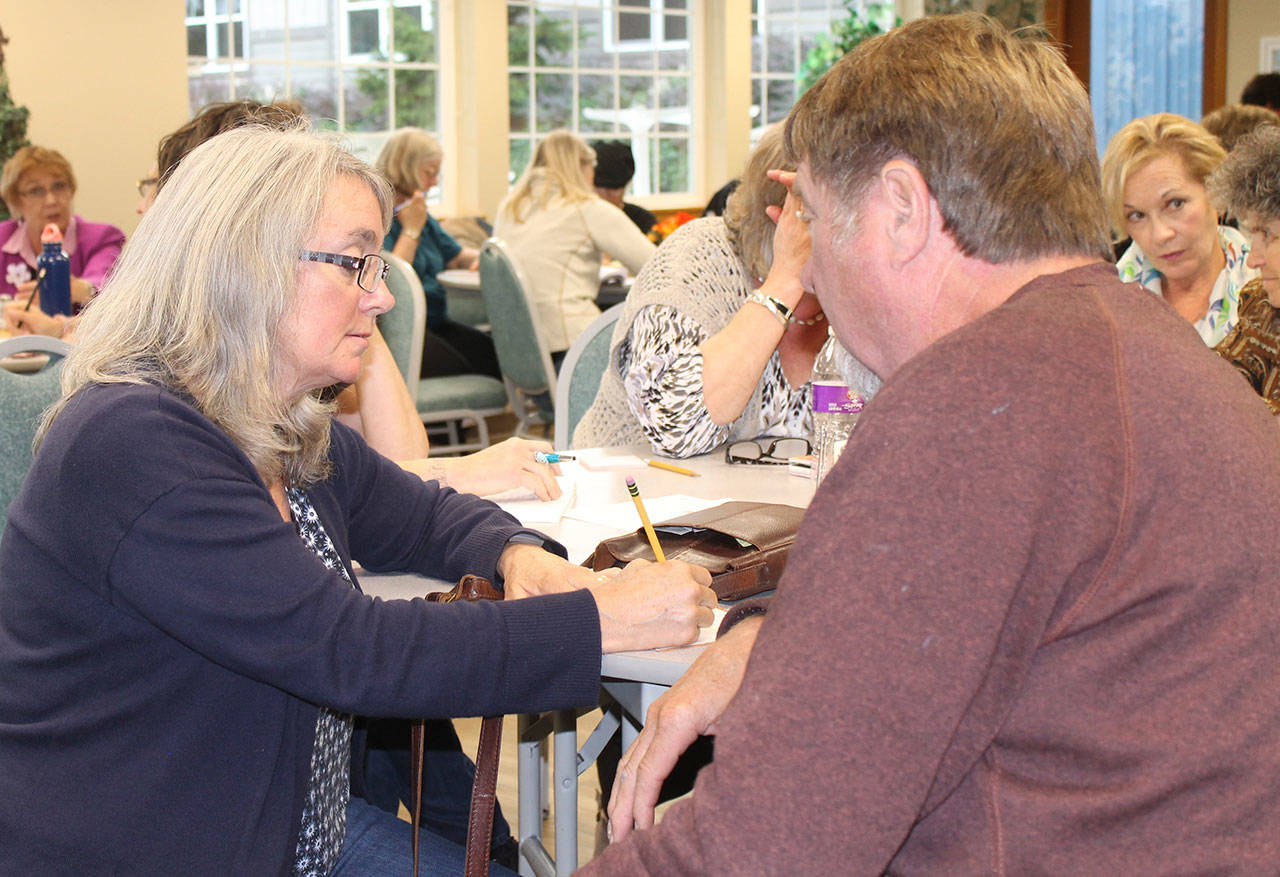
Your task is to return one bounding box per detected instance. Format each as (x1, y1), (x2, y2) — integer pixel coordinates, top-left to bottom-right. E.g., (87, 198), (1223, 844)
(477, 238), (558, 433)
(0, 337), (72, 522)
(378, 251), (426, 396)
(554, 303), (624, 448)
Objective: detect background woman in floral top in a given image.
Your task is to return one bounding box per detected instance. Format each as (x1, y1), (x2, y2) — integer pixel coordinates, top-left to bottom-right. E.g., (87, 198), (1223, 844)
(1210, 127), (1280, 412)
(1101, 113), (1256, 346)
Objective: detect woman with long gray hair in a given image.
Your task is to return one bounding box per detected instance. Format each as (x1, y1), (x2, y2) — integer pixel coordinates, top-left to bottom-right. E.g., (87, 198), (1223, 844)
(0, 124), (713, 874)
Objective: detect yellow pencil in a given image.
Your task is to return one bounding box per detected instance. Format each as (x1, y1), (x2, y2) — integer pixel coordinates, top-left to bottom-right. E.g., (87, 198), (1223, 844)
(625, 476), (666, 562)
(646, 458), (700, 477)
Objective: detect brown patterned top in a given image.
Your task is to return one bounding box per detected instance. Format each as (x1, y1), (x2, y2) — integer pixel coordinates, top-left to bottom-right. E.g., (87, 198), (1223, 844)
(1214, 278), (1280, 415)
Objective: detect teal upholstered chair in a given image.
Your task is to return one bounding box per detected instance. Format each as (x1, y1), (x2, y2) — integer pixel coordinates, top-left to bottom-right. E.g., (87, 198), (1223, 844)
(0, 336), (72, 524)
(554, 303), (624, 449)
(379, 251), (507, 454)
(477, 238), (558, 438)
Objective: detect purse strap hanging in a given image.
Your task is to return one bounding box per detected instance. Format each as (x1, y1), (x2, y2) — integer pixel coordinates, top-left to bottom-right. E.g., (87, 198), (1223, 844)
(415, 574), (506, 877)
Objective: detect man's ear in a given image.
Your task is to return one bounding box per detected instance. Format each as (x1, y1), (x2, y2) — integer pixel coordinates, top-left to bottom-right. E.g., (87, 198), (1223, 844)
(878, 159), (932, 269)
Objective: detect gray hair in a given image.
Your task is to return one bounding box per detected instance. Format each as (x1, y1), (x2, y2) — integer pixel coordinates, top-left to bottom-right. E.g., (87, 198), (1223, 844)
(41, 124), (393, 487)
(1207, 125), (1280, 227)
(724, 124), (794, 281)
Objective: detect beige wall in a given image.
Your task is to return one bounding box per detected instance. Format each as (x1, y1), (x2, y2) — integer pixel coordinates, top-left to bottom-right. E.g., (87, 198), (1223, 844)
(1226, 0), (1280, 105)
(2, 0), (190, 235)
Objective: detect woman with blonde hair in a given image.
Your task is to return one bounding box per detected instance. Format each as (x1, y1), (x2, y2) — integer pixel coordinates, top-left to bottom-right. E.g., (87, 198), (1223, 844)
(377, 127), (498, 380)
(494, 129), (655, 359)
(1101, 113), (1257, 344)
(574, 125), (878, 457)
(0, 124), (714, 874)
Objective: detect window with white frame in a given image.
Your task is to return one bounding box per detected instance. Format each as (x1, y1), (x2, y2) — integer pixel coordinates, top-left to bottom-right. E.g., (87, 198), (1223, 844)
(507, 0), (694, 196)
(751, 0), (867, 132)
(184, 0), (441, 165)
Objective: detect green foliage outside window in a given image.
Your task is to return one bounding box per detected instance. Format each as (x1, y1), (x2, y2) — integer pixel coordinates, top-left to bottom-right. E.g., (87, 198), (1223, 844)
(354, 7), (439, 133)
(797, 2), (899, 94)
(0, 27), (31, 222)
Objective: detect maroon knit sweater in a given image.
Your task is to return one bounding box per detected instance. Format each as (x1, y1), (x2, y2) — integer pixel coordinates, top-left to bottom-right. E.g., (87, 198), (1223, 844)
(584, 263), (1280, 874)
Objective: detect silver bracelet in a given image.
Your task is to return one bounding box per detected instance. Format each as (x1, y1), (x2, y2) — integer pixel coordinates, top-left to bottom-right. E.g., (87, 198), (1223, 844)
(745, 290), (794, 326)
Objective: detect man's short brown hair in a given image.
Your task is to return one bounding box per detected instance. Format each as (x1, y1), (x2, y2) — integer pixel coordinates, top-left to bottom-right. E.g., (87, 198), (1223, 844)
(784, 13), (1111, 263)
(157, 99), (304, 190)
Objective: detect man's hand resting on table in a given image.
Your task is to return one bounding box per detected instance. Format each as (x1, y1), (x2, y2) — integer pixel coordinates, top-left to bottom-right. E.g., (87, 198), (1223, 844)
(497, 546), (716, 650)
(606, 614), (763, 842)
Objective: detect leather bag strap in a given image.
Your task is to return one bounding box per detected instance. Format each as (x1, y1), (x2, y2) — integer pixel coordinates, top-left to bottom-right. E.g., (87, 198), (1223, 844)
(415, 574), (506, 877)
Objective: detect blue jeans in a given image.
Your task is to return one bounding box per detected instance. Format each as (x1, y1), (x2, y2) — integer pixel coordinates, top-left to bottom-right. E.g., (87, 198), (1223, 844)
(332, 796), (516, 876)
(359, 718), (513, 852)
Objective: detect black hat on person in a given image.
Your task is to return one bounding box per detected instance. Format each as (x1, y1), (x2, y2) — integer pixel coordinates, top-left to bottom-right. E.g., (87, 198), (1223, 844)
(592, 140), (636, 189)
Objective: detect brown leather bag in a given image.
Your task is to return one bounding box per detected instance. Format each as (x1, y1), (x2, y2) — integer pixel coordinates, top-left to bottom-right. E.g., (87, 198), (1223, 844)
(586, 500), (805, 601)
(414, 574), (505, 877)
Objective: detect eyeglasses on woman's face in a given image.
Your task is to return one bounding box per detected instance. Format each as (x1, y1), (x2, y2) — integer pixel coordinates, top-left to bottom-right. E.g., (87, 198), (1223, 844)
(298, 250), (390, 294)
(724, 437), (812, 465)
(136, 177), (159, 199)
(19, 179), (72, 202)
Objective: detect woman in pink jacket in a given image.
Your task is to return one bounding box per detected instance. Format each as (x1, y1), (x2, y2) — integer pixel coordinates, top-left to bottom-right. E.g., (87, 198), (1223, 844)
(0, 145), (124, 336)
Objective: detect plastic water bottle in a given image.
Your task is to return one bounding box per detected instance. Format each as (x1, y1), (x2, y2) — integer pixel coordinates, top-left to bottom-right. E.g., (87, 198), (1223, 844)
(811, 330), (865, 483)
(36, 223), (72, 317)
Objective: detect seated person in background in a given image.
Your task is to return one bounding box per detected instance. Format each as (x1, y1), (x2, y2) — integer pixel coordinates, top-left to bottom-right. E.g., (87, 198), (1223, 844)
(0, 146), (125, 337)
(574, 124), (878, 458)
(1101, 113), (1256, 344)
(147, 100), (560, 501)
(494, 130), (655, 361)
(1201, 103), (1280, 153)
(1211, 126), (1280, 412)
(700, 179), (739, 217)
(377, 128), (500, 381)
(1242, 71), (1280, 113)
(591, 139), (657, 238)
(590, 14), (1280, 873)
(0, 123), (716, 874)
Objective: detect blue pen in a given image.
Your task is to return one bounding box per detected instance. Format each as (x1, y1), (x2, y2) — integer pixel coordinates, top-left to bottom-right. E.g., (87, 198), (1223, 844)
(534, 451), (575, 464)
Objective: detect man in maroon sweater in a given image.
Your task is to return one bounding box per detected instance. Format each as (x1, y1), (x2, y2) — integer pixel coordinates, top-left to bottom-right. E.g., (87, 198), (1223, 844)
(587, 13), (1280, 875)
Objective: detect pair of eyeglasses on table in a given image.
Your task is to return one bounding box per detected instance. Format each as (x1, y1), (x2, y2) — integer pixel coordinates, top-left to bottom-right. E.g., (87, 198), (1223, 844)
(724, 436), (811, 465)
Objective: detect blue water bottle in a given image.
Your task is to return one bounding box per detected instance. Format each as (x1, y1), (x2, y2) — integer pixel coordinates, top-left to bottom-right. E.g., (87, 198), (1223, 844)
(36, 222), (72, 317)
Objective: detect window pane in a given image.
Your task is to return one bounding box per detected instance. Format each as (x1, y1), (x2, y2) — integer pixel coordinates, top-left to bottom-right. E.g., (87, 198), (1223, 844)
(663, 14), (686, 41)
(187, 0), (205, 16)
(395, 68), (437, 130)
(577, 7), (608, 69)
(393, 5), (437, 62)
(509, 4), (531, 66)
(346, 68), (390, 132)
(234, 64), (288, 103)
(655, 137), (688, 193)
(657, 48), (686, 71)
(349, 9), (381, 55)
(510, 137), (532, 184)
(579, 74), (616, 132)
(293, 65), (340, 125)
(188, 25), (209, 57)
(188, 69), (231, 113)
(766, 78), (796, 125)
(767, 19), (796, 71)
(619, 74), (653, 111)
(509, 72), (532, 132)
(535, 72), (573, 131)
(534, 7), (574, 67)
(618, 11), (650, 43)
(658, 75), (688, 132)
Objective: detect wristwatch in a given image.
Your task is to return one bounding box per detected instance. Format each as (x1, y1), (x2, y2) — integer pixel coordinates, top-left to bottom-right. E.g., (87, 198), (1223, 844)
(745, 290), (794, 327)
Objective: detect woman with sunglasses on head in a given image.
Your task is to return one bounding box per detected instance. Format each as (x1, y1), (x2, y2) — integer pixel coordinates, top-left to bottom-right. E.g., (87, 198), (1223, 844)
(0, 124), (716, 875)
(0, 146), (125, 338)
(574, 125), (878, 458)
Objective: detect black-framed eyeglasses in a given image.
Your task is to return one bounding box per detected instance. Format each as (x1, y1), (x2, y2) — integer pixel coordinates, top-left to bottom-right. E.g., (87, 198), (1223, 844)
(137, 177), (159, 199)
(725, 437), (812, 465)
(299, 250), (390, 293)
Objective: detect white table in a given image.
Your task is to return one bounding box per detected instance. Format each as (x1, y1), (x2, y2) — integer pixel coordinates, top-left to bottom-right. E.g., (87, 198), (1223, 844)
(510, 448), (814, 876)
(436, 269), (488, 328)
(359, 447), (815, 875)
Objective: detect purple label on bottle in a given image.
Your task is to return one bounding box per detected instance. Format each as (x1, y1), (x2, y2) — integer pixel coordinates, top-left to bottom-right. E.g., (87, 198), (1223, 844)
(812, 382), (865, 415)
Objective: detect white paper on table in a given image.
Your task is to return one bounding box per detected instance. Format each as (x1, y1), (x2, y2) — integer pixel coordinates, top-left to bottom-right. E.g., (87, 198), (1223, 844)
(488, 477), (576, 524)
(659, 607), (727, 650)
(562, 494), (725, 529)
(574, 447), (646, 471)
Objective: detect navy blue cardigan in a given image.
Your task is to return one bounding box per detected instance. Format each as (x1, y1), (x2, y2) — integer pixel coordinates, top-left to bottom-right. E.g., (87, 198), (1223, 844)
(0, 382), (601, 874)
